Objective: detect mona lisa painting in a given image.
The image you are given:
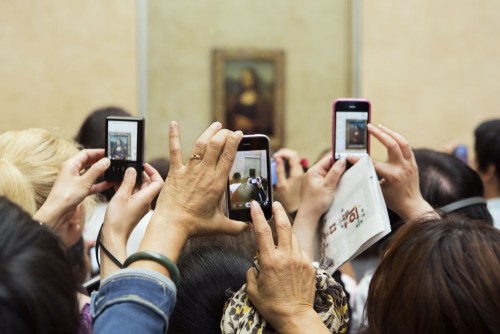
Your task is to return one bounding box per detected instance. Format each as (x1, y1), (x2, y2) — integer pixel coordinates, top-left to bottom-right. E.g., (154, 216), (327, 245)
(212, 49), (284, 149)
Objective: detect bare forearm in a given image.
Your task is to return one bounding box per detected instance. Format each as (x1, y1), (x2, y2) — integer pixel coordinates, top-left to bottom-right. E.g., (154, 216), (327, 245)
(127, 215), (188, 279)
(293, 208), (322, 260)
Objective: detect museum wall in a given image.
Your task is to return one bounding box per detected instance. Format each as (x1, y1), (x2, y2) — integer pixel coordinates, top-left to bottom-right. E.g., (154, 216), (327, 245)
(3, 1), (499, 165)
(0, 1), (137, 139)
(361, 0), (500, 160)
(146, 0), (352, 161)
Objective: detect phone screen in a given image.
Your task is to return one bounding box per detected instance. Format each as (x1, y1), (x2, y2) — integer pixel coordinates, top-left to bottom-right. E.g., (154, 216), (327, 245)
(104, 116), (144, 183)
(333, 100), (370, 161)
(228, 136), (272, 221)
(107, 119), (140, 161)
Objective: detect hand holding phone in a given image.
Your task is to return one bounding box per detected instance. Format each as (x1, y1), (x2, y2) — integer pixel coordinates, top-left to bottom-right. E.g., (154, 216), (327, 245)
(228, 135), (273, 222)
(104, 116), (145, 184)
(332, 98), (371, 162)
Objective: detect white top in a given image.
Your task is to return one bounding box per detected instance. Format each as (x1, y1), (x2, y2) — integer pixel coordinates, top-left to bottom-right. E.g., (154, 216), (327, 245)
(487, 197), (500, 229)
(83, 202), (152, 255)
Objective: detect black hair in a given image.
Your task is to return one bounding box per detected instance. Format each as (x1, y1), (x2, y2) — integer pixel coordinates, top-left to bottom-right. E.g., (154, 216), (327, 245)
(238, 67), (260, 92)
(414, 149), (492, 223)
(376, 149), (493, 255)
(168, 246), (252, 334)
(0, 197), (79, 334)
(474, 119), (500, 180)
(75, 106), (131, 149)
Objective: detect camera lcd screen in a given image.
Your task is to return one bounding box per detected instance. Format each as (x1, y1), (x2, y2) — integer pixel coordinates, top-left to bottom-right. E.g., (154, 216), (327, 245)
(107, 120), (139, 162)
(334, 110), (369, 160)
(228, 149), (270, 211)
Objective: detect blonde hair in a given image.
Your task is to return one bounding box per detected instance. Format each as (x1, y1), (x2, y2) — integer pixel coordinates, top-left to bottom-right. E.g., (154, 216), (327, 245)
(0, 159), (37, 214)
(0, 128), (93, 216)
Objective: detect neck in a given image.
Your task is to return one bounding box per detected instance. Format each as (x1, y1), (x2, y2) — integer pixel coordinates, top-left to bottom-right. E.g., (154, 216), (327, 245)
(483, 178), (500, 199)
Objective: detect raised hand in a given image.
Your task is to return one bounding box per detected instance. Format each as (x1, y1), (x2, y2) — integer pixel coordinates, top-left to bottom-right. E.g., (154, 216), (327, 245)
(99, 164), (164, 278)
(246, 201), (329, 334)
(34, 149), (113, 244)
(347, 124), (435, 221)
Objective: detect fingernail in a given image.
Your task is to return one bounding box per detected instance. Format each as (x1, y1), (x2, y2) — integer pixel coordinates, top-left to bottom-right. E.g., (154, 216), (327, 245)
(235, 130), (243, 136)
(337, 159), (346, 168)
(212, 121), (222, 129)
(102, 158), (111, 167)
(251, 200), (259, 209)
(125, 167), (136, 177)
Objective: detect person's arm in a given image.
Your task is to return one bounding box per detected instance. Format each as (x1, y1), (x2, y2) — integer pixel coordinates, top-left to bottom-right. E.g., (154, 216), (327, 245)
(292, 157), (346, 259)
(94, 121), (248, 333)
(347, 124), (436, 221)
(246, 201), (330, 334)
(33, 149), (113, 245)
(98, 163), (164, 279)
(127, 122), (248, 275)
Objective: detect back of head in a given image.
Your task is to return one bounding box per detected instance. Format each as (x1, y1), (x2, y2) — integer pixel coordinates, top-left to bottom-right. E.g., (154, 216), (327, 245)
(168, 246), (252, 334)
(0, 159), (37, 214)
(75, 106), (131, 149)
(366, 215), (500, 334)
(414, 149), (492, 223)
(474, 119), (500, 179)
(0, 128), (80, 213)
(0, 197), (79, 333)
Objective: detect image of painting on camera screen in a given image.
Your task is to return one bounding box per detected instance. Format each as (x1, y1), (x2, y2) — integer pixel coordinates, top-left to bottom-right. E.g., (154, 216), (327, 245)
(109, 133), (132, 161)
(346, 119), (367, 149)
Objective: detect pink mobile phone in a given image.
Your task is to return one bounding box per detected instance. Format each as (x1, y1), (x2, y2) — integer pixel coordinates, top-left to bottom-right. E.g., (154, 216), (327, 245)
(332, 98), (371, 162)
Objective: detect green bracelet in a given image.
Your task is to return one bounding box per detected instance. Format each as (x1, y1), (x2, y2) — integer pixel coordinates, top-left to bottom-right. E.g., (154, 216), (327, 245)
(123, 251), (181, 287)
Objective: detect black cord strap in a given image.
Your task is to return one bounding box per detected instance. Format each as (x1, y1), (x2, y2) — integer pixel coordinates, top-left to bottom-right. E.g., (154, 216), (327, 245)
(96, 224), (124, 269)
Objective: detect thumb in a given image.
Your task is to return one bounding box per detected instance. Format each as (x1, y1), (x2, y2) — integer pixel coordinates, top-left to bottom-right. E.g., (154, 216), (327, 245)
(246, 267), (258, 286)
(116, 168), (137, 197)
(223, 217), (251, 235)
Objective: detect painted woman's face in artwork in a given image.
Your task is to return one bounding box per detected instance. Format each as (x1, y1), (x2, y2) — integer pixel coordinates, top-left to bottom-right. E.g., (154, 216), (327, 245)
(240, 68), (256, 88)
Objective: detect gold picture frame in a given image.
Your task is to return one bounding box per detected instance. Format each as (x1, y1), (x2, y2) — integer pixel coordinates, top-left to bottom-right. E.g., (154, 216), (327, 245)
(212, 49), (284, 149)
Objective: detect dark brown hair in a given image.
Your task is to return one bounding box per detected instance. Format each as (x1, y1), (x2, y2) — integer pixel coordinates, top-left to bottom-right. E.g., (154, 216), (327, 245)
(0, 197), (79, 333)
(365, 215), (500, 334)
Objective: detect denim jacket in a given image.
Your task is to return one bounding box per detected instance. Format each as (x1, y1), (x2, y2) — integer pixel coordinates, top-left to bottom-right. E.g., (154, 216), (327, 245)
(91, 269), (177, 334)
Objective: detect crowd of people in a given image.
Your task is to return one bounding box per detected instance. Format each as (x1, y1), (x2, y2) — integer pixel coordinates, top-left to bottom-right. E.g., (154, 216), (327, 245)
(0, 107), (499, 333)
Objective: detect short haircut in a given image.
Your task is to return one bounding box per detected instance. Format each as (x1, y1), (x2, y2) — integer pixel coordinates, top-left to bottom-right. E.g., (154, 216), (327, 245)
(474, 119), (500, 179)
(0, 197), (79, 333)
(75, 106), (131, 149)
(168, 246), (252, 334)
(414, 149), (492, 223)
(366, 215), (500, 334)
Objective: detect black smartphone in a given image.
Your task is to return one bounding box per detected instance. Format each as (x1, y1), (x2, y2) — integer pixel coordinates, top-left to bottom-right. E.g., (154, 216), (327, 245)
(228, 135), (273, 222)
(332, 98), (371, 162)
(104, 116), (144, 184)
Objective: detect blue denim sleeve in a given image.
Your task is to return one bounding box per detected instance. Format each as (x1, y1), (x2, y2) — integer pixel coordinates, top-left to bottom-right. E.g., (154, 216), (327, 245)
(91, 268), (177, 334)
